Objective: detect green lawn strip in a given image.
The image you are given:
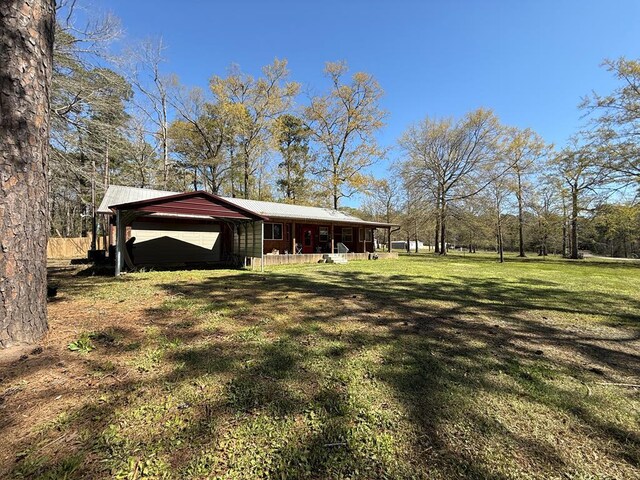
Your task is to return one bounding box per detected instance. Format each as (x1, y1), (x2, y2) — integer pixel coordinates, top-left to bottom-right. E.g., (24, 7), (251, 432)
(15, 253), (639, 479)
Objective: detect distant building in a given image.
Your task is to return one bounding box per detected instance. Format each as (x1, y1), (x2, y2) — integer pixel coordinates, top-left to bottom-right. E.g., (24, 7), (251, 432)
(391, 240), (424, 251)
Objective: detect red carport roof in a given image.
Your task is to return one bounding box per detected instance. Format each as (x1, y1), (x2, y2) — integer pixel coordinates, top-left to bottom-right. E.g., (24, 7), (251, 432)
(109, 191), (268, 221)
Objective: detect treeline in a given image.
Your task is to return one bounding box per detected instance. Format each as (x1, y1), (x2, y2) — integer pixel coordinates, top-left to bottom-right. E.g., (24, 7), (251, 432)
(51, 3), (639, 259)
(49, 3), (385, 239)
(361, 58), (640, 259)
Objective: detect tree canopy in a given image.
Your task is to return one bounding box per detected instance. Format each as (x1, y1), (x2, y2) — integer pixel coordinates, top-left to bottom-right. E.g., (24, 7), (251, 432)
(42, 3), (640, 260)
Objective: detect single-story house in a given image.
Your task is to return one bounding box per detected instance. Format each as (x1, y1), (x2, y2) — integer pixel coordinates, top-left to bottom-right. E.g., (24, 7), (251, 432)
(97, 186), (398, 275)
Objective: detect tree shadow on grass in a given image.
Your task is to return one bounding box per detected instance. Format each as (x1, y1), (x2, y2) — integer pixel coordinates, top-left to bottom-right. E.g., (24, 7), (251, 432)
(148, 269), (639, 476)
(5, 263), (639, 478)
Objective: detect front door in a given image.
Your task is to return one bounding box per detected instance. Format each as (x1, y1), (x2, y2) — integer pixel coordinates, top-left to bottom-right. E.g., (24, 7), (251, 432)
(302, 227), (314, 253)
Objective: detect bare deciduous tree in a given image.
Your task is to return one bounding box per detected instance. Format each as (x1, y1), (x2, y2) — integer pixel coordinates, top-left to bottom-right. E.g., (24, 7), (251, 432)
(305, 61), (387, 209)
(399, 109), (503, 255)
(551, 143), (609, 259)
(210, 59), (299, 199)
(364, 177), (403, 250)
(581, 57), (640, 183)
(503, 127), (549, 257)
(120, 37), (172, 187)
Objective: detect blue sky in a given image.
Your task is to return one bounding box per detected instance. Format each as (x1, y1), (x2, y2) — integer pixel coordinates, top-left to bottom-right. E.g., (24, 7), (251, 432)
(92, 0), (639, 182)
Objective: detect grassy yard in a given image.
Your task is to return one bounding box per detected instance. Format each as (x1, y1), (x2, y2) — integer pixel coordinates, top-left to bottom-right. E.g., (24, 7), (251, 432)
(1, 253), (639, 479)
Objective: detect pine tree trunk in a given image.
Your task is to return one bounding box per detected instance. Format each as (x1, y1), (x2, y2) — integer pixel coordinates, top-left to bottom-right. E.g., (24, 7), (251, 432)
(286, 159), (292, 199)
(0, 0), (54, 347)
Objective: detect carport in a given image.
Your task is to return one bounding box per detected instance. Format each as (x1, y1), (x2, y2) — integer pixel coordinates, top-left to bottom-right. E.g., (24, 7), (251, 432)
(109, 191), (267, 276)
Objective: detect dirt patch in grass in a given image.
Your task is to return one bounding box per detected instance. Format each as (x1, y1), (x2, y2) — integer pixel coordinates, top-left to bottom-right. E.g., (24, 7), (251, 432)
(1, 254), (638, 479)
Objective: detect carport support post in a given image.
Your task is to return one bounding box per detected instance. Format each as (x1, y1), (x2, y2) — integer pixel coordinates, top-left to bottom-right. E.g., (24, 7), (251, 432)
(291, 222), (296, 255)
(261, 221), (264, 272)
(115, 210), (123, 276)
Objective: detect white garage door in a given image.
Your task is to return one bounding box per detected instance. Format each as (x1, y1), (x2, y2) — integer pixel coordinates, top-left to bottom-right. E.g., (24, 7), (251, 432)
(130, 220), (221, 265)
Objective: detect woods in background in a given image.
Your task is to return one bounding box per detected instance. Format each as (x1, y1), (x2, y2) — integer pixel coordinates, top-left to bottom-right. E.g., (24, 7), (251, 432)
(49, 3), (389, 240)
(50, 3), (639, 259)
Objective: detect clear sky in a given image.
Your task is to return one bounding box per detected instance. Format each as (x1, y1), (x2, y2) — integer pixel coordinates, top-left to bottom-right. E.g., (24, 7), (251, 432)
(91, 0), (639, 179)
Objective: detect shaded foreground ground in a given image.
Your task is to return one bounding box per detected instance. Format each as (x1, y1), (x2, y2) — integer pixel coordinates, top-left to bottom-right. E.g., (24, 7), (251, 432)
(1, 253), (639, 479)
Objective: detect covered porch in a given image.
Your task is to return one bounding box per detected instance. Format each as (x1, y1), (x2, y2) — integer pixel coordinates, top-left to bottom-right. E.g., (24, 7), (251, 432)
(262, 221), (393, 256)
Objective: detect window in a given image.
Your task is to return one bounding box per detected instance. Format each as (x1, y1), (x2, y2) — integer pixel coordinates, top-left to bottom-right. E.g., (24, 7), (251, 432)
(360, 228), (373, 242)
(264, 223), (283, 240)
(342, 227), (353, 242)
(319, 226), (329, 242)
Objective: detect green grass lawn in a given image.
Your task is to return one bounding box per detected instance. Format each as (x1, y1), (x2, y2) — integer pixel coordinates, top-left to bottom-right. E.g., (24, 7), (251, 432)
(3, 253), (639, 479)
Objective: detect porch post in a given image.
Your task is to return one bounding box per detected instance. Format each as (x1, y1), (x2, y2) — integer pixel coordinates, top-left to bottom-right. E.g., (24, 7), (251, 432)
(244, 222), (248, 258)
(243, 223), (248, 267)
(331, 224), (335, 254)
(291, 222), (296, 255)
(251, 220), (264, 270)
(261, 221), (264, 272)
(252, 221), (257, 271)
(388, 227), (392, 253)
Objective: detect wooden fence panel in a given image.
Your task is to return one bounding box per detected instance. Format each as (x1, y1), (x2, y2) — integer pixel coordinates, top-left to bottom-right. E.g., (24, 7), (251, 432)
(47, 236), (106, 259)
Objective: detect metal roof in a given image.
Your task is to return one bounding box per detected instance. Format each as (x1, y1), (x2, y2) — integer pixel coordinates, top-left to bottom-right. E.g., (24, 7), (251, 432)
(224, 197), (376, 225)
(97, 185), (180, 214)
(108, 191), (267, 221)
(98, 185), (397, 227)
